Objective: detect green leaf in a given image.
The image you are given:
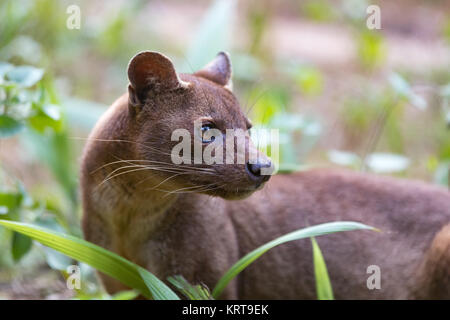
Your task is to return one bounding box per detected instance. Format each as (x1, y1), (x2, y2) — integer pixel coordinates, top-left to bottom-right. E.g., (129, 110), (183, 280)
(0, 219), (180, 300)
(11, 231), (32, 262)
(311, 237), (333, 300)
(6, 66), (44, 87)
(0, 115), (23, 138)
(28, 103), (63, 133)
(212, 221), (377, 299)
(0, 191), (23, 215)
(137, 268), (181, 300)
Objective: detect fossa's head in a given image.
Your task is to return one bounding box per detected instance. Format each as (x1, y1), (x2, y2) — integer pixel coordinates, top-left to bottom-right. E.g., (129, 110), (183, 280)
(126, 51), (272, 199)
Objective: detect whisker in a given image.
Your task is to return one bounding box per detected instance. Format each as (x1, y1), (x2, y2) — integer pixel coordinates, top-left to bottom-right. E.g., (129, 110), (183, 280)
(96, 166), (187, 189)
(112, 158), (215, 172)
(139, 171), (190, 189)
(91, 156), (216, 175)
(158, 183), (218, 198)
(103, 165), (180, 181)
(96, 159), (218, 191)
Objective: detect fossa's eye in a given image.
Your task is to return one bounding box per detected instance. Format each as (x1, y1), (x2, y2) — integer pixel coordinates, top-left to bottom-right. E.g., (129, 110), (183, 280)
(201, 123), (216, 143)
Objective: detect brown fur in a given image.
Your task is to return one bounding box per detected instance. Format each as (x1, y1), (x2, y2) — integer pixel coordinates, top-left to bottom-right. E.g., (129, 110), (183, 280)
(81, 51), (450, 299)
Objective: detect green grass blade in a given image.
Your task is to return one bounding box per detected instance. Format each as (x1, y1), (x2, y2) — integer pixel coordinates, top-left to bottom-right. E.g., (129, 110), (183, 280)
(168, 275), (213, 300)
(0, 219), (179, 300)
(212, 221), (376, 299)
(311, 237), (334, 300)
(110, 290), (140, 300)
(137, 268), (180, 300)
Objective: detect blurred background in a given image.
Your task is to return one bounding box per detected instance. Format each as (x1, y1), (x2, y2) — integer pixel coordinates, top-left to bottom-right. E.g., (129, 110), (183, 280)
(0, 0), (449, 299)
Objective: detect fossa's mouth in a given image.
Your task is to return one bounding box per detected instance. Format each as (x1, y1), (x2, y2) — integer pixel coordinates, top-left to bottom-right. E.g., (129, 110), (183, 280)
(202, 181), (267, 200)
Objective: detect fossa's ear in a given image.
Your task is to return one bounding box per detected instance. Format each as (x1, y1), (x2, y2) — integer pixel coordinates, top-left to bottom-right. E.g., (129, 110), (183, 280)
(127, 51), (189, 107)
(194, 52), (232, 90)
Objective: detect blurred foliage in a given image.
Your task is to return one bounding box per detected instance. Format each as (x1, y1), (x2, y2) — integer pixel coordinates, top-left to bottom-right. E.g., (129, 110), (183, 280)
(0, 61), (80, 276)
(247, 6), (270, 55)
(301, 0), (337, 22)
(294, 66), (324, 97)
(356, 30), (386, 69)
(183, 0), (235, 72)
(443, 17), (450, 44)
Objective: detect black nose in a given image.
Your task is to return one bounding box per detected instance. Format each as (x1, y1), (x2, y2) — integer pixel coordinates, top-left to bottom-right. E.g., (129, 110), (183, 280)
(246, 160), (272, 182)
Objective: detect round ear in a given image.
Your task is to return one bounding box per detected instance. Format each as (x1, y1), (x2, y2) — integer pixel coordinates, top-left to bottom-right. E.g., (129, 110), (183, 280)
(127, 51), (189, 105)
(194, 52), (233, 90)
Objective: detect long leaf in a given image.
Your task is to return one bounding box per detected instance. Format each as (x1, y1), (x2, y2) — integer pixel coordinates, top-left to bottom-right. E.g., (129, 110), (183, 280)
(212, 221), (377, 298)
(0, 219), (179, 300)
(311, 237), (333, 300)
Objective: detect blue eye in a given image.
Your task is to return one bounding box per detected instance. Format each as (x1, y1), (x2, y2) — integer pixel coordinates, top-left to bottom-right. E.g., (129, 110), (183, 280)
(201, 123), (216, 143)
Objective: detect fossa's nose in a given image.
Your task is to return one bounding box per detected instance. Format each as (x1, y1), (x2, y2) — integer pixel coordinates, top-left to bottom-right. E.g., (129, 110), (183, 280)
(246, 160), (272, 183)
